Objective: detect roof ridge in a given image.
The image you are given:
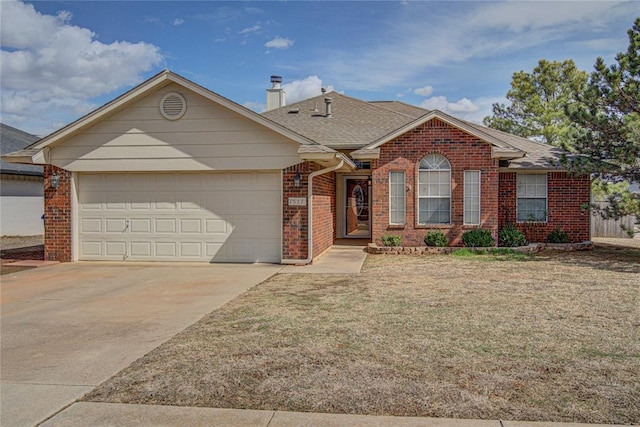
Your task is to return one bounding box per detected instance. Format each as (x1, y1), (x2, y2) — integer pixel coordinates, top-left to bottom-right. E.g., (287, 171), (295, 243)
(463, 120), (556, 148)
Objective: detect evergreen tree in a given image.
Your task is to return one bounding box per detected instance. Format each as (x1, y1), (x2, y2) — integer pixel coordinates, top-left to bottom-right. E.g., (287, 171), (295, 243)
(563, 18), (640, 226)
(483, 59), (588, 146)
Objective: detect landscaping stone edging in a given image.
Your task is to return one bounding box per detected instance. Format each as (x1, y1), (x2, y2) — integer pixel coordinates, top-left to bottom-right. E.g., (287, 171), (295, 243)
(367, 241), (593, 255)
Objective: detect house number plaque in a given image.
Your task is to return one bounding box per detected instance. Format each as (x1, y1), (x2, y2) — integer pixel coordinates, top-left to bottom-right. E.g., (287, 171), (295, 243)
(288, 197), (307, 206)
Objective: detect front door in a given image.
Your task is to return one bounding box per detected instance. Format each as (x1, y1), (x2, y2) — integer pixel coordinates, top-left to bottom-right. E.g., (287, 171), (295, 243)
(345, 177), (371, 238)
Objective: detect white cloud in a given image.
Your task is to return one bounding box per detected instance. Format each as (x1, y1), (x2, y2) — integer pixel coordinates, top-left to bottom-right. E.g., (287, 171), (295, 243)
(173, 18), (184, 26)
(413, 86), (434, 96)
(239, 24), (261, 34)
(0, 0), (163, 135)
(264, 37), (294, 50)
(282, 76), (334, 104)
(243, 101), (266, 113)
(313, 1), (635, 91)
(421, 96), (479, 114)
(418, 95), (506, 124)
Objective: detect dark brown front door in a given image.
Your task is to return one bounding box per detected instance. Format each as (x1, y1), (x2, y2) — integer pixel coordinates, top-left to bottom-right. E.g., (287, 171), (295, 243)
(345, 178), (371, 238)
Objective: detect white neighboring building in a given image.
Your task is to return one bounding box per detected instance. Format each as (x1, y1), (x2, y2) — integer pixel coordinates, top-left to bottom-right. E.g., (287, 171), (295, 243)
(1, 123), (43, 237)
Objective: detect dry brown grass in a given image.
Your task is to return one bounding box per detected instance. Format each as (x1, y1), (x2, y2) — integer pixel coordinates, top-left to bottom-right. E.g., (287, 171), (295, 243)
(84, 245), (640, 424)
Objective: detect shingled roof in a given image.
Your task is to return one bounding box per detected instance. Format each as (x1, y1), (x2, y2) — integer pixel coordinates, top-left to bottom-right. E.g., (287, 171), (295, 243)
(263, 94), (566, 170)
(262, 92), (419, 149)
(0, 123), (42, 176)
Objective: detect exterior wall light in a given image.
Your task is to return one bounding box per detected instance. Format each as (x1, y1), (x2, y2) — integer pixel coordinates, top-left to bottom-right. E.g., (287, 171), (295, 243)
(50, 172), (60, 189)
(294, 172), (301, 188)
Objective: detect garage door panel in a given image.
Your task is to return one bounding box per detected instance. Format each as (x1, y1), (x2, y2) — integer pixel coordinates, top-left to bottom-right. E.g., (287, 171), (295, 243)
(81, 218), (102, 233)
(154, 194), (177, 211)
(106, 241), (126, 256)
(180, 242), (202, 257)
(155, 218), (176, 233)
(79, 172), (281, 263)
(130, 241), (152, 257)
(180, 218), (202, 234)
(155, 242), (177, 258)
(130, 219), (151, 233)
(205, 219), (227, 234)
(106, 218), (127, 233)
(81, 241), (102, 257)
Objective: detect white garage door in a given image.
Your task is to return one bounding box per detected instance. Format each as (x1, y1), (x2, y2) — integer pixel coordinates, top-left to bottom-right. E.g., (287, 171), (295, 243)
(78, 172), (281, 263)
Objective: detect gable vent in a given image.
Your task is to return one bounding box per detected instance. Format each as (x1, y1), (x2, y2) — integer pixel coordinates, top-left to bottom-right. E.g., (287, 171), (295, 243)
(160, 92), (186, 120)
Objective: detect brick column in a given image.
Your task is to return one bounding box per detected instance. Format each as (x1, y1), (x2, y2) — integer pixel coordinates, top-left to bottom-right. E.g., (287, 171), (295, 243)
(44, 165), (72, 262)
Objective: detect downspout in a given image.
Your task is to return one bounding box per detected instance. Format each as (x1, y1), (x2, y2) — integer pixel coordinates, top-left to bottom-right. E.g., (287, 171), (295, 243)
(282, 159), (344, 265)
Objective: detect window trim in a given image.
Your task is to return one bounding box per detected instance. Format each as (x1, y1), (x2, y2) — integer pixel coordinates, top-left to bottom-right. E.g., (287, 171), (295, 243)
(516, 173), (548, 223)
(463, 170), (481, 225)
(417, 154), (452, 225)
(389, 170), (406, 225)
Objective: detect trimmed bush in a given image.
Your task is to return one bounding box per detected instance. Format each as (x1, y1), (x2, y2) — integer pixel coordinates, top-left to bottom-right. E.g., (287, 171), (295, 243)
(547, 228), (570, 243)
(499, 224), (527, 247)
(462, 229), (495, 247)
(381, 234), (402, 247)
(424, 230), (448, 247)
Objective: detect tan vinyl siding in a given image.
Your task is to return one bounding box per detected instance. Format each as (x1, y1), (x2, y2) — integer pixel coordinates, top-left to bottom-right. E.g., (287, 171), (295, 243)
(49, 83), (301, 172)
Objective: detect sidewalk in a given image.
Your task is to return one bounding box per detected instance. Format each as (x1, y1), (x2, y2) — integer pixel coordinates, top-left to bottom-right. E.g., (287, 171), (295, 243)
(281, 244), (367, 274)
(41, 402), (618, 427)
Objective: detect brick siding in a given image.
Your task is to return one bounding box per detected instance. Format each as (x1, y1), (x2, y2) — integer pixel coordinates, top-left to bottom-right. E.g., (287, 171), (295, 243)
(44, 165), (72, 262)
(282, 162), (336, 261)
(498, 172), (591, 243)
(312, 172), (336, 257)
(371, 118), (499, 247)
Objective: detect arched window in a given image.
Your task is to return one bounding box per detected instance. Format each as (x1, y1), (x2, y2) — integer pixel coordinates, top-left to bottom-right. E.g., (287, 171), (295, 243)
(418, 154), (451, 224)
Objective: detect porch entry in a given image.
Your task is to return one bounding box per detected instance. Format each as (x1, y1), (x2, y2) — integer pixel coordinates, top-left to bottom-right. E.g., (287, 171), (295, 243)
(344, 176), (371, 238)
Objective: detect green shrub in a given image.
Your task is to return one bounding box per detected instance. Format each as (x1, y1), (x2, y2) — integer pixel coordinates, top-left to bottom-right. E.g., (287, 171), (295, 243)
(498, 224), (527, 247)
(424, 230), (448, 247)
(461, 229), (495, 247)
(381, 234), (402, 247)
(547, 228), (570, 243)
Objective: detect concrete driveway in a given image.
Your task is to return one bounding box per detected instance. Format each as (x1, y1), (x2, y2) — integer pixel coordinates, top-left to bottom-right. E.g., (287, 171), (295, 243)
(1, 262), (282, 427)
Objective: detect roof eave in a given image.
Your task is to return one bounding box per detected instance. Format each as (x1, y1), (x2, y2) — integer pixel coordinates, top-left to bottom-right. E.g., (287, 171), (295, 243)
(492, 148), (525, 159)
(350, 148), (380, 160)
(1, 148), (46, 165)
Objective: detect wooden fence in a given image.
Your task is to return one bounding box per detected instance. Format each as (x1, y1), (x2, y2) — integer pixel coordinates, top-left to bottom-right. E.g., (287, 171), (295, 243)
(591, 202), (636, 238)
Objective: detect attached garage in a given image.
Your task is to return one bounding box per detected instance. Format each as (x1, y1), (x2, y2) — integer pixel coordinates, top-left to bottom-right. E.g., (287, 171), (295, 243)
(78, 171), (281, 263)
(3, 71), (351, 264)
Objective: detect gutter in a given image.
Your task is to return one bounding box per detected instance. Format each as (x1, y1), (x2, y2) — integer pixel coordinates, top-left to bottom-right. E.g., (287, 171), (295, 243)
(282, 158), (345, 265)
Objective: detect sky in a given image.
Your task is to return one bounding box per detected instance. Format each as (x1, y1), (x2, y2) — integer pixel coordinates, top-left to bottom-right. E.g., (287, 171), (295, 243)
(0, 0), (637, 137)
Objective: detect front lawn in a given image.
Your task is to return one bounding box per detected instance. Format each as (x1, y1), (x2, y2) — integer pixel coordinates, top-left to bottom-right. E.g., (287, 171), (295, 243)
(84, 245), (640, 424)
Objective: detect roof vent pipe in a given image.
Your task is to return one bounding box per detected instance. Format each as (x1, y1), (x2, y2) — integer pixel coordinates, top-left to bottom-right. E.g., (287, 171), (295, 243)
(324, 97), (332, 118)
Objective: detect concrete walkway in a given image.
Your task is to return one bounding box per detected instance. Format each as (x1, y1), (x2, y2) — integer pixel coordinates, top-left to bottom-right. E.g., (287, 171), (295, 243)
(282, 244), (367, 273)
(41, 402), (617, 427)
(1, 262), (282, 427)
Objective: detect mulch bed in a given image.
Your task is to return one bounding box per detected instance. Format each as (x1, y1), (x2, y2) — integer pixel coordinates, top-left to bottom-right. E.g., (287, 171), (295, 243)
(1, 245), (45, 261)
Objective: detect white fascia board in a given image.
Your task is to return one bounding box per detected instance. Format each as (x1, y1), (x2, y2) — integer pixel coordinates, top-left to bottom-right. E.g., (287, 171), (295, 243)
(492, 147), (525, 159)
(299, 152), (357, 171)
(350, 148), (380, 160)
(1, 148), (47, 165)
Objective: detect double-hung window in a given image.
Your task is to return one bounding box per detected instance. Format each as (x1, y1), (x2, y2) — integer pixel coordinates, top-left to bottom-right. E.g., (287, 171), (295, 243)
(464, 170), (481, 225)
(517, 174), (547, 222)
(389, 171), (406, 225)
(418, 154), (451, 224)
